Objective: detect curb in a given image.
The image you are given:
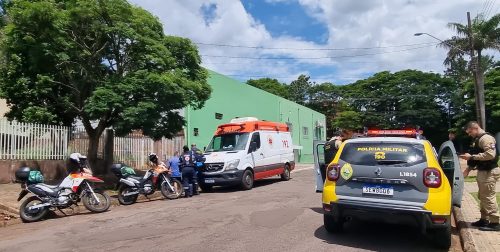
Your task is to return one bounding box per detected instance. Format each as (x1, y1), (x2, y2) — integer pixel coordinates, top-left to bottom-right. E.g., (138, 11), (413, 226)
(0, 203), (18, 216)
(453, 206), (478, 252)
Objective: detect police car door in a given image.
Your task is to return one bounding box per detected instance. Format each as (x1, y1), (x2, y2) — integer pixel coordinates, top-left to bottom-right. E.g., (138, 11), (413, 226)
(313, 140), (326, 192)
(438, 141), (464, 207)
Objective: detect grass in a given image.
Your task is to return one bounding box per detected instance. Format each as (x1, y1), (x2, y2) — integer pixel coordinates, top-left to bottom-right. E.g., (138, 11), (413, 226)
(470, 192), (500, 208)
(464, 176), (476, 183)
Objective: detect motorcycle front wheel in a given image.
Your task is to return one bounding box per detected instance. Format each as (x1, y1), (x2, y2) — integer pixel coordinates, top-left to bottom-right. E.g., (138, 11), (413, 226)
(19, 196), (49, 223)
(117, 185), (138, 205)
(82, 190), (111, 213)
(161, 178), (183, 200)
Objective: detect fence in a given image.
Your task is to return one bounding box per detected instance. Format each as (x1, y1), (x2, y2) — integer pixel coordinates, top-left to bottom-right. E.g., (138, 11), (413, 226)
(0, 119), (70, 160)
(68, 127), (106, 159)
(1, 120), (186, 170)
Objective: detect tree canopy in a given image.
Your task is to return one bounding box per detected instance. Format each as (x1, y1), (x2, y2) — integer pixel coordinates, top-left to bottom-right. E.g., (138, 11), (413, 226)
(0, 0), (210, 170)
(246, 78), (289, 99)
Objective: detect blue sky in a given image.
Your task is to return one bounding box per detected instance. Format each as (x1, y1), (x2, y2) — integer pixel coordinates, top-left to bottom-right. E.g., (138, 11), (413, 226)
(130, 0), (497, 85)
(241, 1), (329, 44)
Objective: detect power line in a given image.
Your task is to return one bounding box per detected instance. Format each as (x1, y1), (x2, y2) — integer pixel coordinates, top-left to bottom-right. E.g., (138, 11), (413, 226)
(200, 44), (436, 60)
(202, 58), (444, 65)
(194, 41), (436, 51)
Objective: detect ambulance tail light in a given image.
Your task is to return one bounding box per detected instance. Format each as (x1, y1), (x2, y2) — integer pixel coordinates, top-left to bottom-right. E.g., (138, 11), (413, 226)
(423, 168), (441, 188)
(326, 163), (340, 181)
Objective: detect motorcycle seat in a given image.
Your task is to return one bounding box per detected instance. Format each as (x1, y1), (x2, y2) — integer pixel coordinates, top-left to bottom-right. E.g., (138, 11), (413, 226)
(126, 175), (146, 182)
(28, 184), (63, 197)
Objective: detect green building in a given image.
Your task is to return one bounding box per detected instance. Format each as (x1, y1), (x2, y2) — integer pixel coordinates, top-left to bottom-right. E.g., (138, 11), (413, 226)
(184, 71), (326, 163)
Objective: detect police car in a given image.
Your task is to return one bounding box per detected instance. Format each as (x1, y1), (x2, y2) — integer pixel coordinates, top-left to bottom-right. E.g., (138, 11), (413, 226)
(313, 129), (464, 249)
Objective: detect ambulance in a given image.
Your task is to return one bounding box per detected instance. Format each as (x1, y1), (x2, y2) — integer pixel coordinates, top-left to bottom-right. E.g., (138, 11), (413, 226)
(199, 117), (295, 191)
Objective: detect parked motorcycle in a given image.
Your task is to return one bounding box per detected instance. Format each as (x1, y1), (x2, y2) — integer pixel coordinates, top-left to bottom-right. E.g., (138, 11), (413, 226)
(15, 153), (111, 223)
(111, 163), (183, 205)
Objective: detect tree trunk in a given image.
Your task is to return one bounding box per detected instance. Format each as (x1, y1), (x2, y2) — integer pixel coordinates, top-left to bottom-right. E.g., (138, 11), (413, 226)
(87, 132), (101, 174)
(476, 50), (486, 130)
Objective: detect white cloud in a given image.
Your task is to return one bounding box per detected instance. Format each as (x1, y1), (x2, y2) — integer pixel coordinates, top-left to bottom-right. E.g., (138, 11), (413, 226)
(129, 0), (498, 84)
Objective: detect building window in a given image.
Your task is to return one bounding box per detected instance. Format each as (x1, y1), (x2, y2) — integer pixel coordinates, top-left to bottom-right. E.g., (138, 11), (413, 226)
(303, 127), (309, 138)
(215, 113), (223, 120)
(286, 122), (293, 136)
(193, 128), (199, 136)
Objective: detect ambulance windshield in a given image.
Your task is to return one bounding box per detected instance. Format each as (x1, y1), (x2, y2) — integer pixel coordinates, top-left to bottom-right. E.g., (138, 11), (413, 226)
(206, 133), (250, 152)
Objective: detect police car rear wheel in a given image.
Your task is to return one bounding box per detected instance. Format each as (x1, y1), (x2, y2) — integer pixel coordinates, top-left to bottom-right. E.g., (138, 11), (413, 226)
(241, 170), (254, 190)
(429, 220), (451, 249)
(324, 214), (343, 233)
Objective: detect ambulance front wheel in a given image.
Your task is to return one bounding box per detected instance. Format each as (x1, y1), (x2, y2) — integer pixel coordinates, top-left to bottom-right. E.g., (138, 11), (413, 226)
(241, 169), (254, 190)
(199, 184), (213, 192)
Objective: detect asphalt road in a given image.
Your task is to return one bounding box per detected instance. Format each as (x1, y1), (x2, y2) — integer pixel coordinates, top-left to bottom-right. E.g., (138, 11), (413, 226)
(0, 167), (461, 252)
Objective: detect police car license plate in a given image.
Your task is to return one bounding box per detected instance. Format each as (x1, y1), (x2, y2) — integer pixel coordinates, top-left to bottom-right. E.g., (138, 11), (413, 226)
(204, 179), (215, 184)
(362, 185), (394, 196)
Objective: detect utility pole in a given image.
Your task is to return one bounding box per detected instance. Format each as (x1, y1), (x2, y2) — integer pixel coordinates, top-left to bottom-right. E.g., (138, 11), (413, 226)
(467, 12), (486, 129)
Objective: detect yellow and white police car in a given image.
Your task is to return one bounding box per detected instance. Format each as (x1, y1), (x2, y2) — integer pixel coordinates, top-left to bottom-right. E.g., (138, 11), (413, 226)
(313, 129), (464, 249)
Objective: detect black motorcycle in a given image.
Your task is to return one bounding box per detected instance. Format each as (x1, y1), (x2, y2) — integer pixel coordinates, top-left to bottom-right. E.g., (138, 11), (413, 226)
(111, 163), (183, 205)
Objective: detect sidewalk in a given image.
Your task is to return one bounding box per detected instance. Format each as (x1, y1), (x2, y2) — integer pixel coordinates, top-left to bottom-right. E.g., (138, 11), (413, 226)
(459, 181), (500, 252)
(457, 158), (500, 252)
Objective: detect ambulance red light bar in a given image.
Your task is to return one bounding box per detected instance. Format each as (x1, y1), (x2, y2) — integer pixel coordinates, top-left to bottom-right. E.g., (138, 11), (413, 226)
(366, 129), (421, 138)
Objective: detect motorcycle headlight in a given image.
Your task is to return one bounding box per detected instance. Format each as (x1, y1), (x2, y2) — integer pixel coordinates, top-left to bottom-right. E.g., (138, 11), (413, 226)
(225, 159), (240, 171)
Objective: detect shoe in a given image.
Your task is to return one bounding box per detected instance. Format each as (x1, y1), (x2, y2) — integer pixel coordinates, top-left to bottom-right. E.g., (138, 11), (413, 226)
(471, 219), (489, 227)
(479, 223), (500, 231)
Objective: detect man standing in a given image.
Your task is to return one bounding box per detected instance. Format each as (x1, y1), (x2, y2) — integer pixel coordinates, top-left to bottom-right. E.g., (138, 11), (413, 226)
(461, 121), (500, 231)
(167, 151), (181, 179)
(180, 146), (196, 197)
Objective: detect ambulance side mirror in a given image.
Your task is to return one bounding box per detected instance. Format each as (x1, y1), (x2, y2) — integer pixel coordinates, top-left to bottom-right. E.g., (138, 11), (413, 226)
(249, 142), (257, 153)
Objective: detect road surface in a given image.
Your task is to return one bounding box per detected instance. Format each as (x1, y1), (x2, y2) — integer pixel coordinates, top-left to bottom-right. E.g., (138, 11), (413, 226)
(0, 167), (461, 252)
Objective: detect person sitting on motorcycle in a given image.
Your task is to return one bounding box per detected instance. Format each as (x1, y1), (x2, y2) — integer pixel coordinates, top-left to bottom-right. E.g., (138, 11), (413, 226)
(68, 153), (92, 174)
(148, 153), (171, 175)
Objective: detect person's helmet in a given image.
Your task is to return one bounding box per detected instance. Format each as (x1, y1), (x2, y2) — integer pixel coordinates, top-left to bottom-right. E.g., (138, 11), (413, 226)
(148, 153), (158, 163)
(69, 153), (87, 168)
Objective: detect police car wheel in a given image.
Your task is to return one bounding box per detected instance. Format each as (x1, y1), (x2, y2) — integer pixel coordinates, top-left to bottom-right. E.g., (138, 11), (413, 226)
(324, 214), (343, 233)
(428, 220), (451, 249)
(280, 164), (291, 181)
(241, 170), (254, 190)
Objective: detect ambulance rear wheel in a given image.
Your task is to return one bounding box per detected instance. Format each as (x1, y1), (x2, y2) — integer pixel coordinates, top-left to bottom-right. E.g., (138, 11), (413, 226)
(281, 164), (291, 181)
(241, 170), (254, 190)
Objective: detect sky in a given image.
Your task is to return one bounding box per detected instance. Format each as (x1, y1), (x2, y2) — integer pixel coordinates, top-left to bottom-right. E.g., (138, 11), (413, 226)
(129, 0), (499, 85)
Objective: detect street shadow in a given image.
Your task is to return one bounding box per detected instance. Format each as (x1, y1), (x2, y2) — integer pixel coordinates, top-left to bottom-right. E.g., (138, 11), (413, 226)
(314, 219), (447, 252)
(201, 177), (283, 194)
(309, 207), (323, 214)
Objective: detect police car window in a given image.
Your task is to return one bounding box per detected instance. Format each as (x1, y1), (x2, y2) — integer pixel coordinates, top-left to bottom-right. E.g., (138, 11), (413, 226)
(206, 133), (250, 152)
(339, 142), (426, 166)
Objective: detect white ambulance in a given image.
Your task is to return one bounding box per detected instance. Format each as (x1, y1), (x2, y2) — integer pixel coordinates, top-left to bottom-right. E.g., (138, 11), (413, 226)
(199, 117), (295, 191)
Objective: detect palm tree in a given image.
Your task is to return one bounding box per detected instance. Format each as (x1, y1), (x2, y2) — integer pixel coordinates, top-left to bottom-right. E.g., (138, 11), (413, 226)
(441, 13), (500, 128)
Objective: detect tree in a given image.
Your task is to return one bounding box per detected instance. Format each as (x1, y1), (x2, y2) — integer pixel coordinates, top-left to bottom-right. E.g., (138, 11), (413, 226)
(332, 110), (362, 130)
(246, 78), (289, 99)
(441, 13), (500, 128)
(0, 0), (210, 172)
(341, 70), (453, 145)
(288, 74), (312, 105)
(455, 67), (500, 133)
(307, 82), (342, 136)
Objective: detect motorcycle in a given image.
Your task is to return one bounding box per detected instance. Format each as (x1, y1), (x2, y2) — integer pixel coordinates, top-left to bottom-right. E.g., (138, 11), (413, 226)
(111, 163), (183, 205)
(15, 167), (111, 223)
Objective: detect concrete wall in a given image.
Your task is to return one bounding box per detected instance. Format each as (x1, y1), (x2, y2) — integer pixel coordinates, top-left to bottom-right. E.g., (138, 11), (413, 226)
(185, 71), (326, 163)
(0, 160), (67, 183)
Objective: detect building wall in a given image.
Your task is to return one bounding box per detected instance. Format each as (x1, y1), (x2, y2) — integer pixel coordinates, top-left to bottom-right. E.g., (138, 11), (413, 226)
(0, 99), (8, 118)
(185, 71), (326, 163)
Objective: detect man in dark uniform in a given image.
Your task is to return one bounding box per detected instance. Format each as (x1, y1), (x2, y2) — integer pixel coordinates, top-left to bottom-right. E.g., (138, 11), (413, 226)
(461, 121), (500, 231)
(180, 145), (196, 197)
